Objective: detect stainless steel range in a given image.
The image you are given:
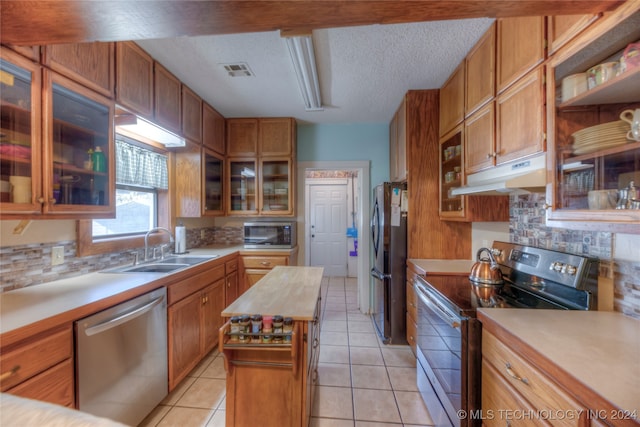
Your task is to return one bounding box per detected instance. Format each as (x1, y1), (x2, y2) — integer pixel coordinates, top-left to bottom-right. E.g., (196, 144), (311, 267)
(414, 241), (599, 427)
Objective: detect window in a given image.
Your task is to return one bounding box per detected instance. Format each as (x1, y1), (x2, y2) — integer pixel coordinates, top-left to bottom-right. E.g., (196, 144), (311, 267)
(77, 135), (171, 257)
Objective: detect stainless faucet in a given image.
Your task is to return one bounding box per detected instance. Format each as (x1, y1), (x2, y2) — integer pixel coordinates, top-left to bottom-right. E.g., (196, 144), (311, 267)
(144, 227), (175, 261)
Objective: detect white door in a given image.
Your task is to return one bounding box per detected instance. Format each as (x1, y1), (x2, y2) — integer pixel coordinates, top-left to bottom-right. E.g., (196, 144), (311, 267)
(309, 184), (348, 276)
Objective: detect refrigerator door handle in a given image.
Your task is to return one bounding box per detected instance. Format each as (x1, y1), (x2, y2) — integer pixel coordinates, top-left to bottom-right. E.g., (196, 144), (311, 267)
(370, 267), (390, 281)
(371, 197), (380, 256)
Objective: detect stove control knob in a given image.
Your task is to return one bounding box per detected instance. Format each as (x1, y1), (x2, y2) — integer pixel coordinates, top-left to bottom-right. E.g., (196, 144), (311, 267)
(565, 265), (577, 275)
(490, 248), (503, 258)
(552, 262), (564, 272)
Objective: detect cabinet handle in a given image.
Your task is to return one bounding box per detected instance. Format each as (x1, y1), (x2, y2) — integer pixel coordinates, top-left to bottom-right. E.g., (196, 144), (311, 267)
(0, 365), (20, 381)
(260, 261), (271, 266)
(505, 362), (529, 385)
(409, 335), (414, 342)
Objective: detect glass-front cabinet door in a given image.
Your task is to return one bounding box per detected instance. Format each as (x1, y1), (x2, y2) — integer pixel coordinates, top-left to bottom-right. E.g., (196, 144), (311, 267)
(546, 4), (640, 230)
(260, 158), (292, 215)
(0, 48), (41, 214)
(43, 71), (114, 215)
(228, 158), (257, 215)
(203, 148), (224, 215)
(439, 126), (465, 218)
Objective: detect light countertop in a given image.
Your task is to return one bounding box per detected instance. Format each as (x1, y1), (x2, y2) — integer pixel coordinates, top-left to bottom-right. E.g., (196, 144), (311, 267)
(408, 259), (474, 275)
(222, 266), (324, 320)
(478, 309), (640, 417)
(0, 245), (296, 339)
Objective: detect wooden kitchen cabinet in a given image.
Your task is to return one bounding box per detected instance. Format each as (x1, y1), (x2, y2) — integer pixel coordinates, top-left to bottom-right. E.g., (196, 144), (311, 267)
(203, 147), (224, 215)
(154, 62), (181, 134)
(240, 254), (292, 294)
(439, 60), (465, 137)
(465, 23), (495, 117)
(175, 140), (202, 217)
(167, 262), (226, 390)
(482, 330), (588, 427)
(496, 16), (545, 94)
(227, 118), (258, 156)
(464, 102), (495, 173)
(405, 264), (419, 355)
(389, 97), (408, 181)
(227, 117), (295, 216)
(4, 44), (40, 61)
(42, 41), (114, 97)
(225, 257), (239, 306)
(116, 41), (153, 118)
(440, 124), (509, 221)
(203, 101), (225, 155)
(0, 325), (74, 407)
(546, 2), (640, 231)
(182, 84), (202, 144)
(495, 65), (546, 165)
(547, 15), (600, 56)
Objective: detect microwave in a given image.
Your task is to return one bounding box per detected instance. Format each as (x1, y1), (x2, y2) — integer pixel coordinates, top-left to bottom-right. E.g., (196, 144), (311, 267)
(243, 222), (296, 248)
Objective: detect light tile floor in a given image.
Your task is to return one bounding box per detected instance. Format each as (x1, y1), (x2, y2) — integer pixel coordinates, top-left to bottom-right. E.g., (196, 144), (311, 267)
(139, 276), (433, 427)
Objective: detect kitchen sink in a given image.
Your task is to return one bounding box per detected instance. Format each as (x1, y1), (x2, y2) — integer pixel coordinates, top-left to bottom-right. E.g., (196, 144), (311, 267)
(101, 254), (219, 274)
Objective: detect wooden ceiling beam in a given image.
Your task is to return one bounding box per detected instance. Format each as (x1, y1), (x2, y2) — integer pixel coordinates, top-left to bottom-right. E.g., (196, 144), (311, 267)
(1, 0), (624, 46)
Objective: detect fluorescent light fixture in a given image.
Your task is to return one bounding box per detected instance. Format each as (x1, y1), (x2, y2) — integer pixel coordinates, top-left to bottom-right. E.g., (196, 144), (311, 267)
(115, 114), (185, 147)
(283, 34), (323, 111)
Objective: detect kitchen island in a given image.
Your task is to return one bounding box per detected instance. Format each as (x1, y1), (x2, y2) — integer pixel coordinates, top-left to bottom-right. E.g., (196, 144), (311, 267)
(219, 266), (323, 427)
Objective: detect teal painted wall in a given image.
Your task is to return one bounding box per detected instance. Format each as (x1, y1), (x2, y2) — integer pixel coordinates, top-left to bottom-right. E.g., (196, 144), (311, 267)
(297, 123), (389, 189)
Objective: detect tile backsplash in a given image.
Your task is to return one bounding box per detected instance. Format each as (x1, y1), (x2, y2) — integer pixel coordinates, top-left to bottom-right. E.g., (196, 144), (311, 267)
(0, 226), (241, 292)
(511, 192), (639, 319)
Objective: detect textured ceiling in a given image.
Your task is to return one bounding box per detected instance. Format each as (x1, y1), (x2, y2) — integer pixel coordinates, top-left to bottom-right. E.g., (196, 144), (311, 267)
(136, 18), (494, 125)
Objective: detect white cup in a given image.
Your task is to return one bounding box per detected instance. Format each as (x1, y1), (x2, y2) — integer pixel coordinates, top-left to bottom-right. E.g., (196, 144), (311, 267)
(620, 108), (640, 141)
(587, 189), (617, 210)
(9, 176), (31, 204)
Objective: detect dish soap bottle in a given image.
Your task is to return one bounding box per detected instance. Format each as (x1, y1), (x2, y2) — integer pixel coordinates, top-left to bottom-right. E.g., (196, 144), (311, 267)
(92, 146), (106, 173)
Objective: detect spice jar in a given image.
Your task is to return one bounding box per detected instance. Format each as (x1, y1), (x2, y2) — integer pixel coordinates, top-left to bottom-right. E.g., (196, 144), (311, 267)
(262, 334), (273, 344)
(283, 317), (294, 342)
(272, 315), (284, 334)
(239, 315), (250, 342)
(229, 316), (240, 342)
(251, 335), (261, 344)
(251, 314), (263, 334)
(262, 315), (273, 334)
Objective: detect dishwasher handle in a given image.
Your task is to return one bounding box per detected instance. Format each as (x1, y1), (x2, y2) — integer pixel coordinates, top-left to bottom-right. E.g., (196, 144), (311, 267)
(83, 295), (165, 336)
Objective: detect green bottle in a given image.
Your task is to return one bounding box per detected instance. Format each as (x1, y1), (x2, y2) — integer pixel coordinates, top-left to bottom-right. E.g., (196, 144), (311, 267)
(92, 146), (106, 173)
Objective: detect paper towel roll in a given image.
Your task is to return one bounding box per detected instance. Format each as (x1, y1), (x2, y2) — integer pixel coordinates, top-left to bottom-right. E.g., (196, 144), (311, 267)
(175, 225), (186, 254)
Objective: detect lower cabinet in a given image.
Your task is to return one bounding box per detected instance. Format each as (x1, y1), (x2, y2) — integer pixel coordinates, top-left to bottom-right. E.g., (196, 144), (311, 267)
(0, 325), (74, 407)
(240, 251), (297, 294)
(482, 330), (588, 427)
(225, 257), (239, 306)
(167, 263), (225, 390)
(405, 265), (419, 355)
(220, 292), (320, 427)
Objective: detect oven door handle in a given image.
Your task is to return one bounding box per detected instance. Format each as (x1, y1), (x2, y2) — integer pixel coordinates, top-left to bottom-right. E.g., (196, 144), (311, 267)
(414, 280), (464, 329)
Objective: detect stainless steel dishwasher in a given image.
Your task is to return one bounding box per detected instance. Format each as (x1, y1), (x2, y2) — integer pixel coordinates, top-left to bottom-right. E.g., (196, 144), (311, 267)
(75, 287), (167, 426)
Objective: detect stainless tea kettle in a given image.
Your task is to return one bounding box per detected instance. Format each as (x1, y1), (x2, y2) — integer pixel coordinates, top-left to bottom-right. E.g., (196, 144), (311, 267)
(469, 247), (504, 285)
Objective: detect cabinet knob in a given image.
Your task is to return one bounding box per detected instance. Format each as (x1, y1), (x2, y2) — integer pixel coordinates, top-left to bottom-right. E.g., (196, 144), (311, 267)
(0, 365), (21, 381)
(49, 197), (57, 205)
(260, 261), (271, 266)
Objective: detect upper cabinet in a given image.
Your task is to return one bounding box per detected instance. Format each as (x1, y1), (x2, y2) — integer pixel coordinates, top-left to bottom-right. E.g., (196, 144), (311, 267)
(496, 16), (545, 94)
(181, 85), (202, 144)
(203, 102), (225, 155)
(389, 97), (407, 181)
(153, 62), (181, 134)
(115, 42), (153, 118)
(465, 23), (495, 117)
(226, 118), (295, 216)
(546, 2), (640, 230)
(439, 61), (465, 136)
(42, 42), (114, 98)
(547, 15), (600, 56)
(1, 46), (115, 218)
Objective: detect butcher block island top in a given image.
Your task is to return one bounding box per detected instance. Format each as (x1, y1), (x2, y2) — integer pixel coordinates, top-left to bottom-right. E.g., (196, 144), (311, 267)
(222, 266), (324, 320)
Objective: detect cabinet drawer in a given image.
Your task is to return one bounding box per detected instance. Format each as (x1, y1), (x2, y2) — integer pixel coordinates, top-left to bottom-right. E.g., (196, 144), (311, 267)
(242, 256), (288, 269)
(483, 331), (586, 426)
(8, 359), (74, 407)
(0, 326), (72, 392)
(225, 258), (238, 274)
(168, 263), (225, 305)
(482, 360), (546, 427)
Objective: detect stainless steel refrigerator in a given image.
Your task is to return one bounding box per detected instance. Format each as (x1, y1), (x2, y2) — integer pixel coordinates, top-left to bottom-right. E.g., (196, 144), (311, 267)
(370, 182), (407, 344)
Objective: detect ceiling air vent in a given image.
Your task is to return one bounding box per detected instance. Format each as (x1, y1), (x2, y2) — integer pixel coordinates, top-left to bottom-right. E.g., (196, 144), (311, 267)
(221, 62), (254, 77)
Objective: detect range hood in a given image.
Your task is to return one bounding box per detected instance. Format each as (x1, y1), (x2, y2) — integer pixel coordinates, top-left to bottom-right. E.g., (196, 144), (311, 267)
(451, 153), (547, 196)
